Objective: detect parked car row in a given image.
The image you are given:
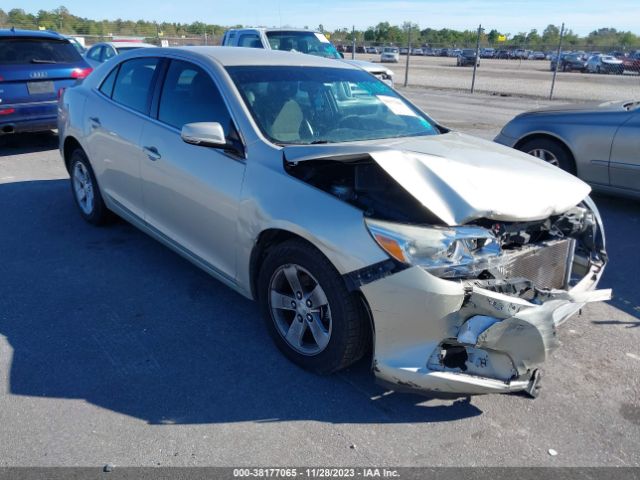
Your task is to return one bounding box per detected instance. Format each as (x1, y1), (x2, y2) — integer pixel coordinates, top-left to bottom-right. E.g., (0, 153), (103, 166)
(550, 53), (626, 74)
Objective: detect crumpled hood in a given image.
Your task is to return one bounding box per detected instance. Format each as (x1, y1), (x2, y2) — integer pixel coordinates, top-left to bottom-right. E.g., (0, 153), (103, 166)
(283, 132), (591, 226)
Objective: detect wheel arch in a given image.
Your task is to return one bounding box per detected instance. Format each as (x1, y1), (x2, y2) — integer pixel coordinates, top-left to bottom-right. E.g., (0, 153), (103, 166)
(513, 132), (578, 175)
(248, 227), (375, 354)
(62, 136), (85, 174)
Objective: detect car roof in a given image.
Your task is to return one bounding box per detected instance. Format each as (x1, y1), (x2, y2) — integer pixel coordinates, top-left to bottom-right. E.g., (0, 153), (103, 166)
(171, 46), (355, 69)
(228, 27), (322, 34)
(92, 41), (156, 48)
(0, 28), (66, 40)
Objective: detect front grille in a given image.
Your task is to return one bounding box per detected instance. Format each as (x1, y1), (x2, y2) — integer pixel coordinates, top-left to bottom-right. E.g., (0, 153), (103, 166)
(499, 238), (575, 290)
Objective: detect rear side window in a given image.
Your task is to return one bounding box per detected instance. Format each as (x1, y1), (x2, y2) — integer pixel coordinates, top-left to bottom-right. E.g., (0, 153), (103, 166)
(0, 38), (83, 65)
(111, 57), (159, 113)
(99, 66), (119, 97)
(158, 59), (232, 134)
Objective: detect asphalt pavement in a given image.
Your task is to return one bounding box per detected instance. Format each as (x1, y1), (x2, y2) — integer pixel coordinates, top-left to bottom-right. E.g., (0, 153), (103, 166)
(0, 89), (638, 467)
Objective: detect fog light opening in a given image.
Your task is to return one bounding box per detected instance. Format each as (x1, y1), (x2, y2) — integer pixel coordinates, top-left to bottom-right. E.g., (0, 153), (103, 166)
(440, 343), (469, 371)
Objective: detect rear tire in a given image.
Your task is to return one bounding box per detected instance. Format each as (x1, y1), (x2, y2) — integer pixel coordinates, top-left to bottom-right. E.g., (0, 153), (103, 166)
(518, 137), (575, 174)
(69, 148), (109, 225)
(257, 239), (368, 374)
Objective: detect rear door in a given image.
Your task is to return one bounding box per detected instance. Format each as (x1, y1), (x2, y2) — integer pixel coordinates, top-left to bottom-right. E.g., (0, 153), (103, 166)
(609, 109), (640, 193)
(139, 58), (246, 279)
(84, 57), (161, 219)
(0, 36), (88, 115)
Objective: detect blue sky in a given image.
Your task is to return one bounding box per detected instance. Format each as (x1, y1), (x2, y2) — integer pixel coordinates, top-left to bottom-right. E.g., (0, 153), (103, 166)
(13, 0), (640, 34)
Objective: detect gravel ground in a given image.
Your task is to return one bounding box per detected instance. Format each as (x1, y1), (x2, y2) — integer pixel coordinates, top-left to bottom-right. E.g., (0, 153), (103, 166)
(354, 54), (640, 101)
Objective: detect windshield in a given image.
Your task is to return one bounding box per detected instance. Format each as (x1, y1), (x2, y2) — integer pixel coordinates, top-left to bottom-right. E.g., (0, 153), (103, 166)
(0, 38), (82, 65)
(383, 47), (398, 53)
(265, 31), (340, 59)
(115, 46), (146, 53)
(462, 49), (475, 56)
(227, 66), (438, 145)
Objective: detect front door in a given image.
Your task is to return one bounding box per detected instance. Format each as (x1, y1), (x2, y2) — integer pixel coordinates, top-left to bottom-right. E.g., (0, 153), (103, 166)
(139, 59), (246, 280)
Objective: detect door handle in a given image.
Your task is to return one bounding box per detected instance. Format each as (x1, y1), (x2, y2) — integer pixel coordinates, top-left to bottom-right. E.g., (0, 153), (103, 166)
(89, 116), (101, 129)
(143, 146), (161, 161)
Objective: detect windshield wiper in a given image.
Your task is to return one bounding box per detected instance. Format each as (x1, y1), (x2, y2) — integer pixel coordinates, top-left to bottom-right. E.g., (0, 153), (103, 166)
(30, 59), (57, 64)
(309, 140), (330, 144)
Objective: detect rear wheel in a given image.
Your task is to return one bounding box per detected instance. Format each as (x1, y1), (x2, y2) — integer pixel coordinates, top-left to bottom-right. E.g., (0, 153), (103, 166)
(257, 239), (368, 374)
(518, 137), (575, 174)
(69, 148), (109, 225)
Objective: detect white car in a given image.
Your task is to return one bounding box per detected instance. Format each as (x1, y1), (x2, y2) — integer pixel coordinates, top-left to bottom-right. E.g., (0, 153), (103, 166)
(84, 41), (156, 68)
(586, 55), (624, 74)
(380, 47), (400, 63)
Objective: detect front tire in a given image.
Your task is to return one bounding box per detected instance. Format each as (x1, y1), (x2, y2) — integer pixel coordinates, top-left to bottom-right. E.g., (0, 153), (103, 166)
(69, 148), (109, 225)
(257, 239), (368, 374)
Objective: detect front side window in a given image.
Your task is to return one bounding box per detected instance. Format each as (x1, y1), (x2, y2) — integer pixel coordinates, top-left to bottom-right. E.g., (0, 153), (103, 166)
(158, 59), (232, 134)
(103, 46), (116, 60)
(265, 31), (340, 59)
(227, 66), (438, 145)
(111, 57), (159, 113)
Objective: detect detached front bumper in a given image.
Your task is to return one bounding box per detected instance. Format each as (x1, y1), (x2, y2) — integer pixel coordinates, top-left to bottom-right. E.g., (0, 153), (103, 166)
(360, 252), (610, 397)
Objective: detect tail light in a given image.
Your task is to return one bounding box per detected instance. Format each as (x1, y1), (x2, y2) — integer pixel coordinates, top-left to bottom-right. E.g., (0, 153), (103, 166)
(0, 108), (15, 115)
(58, 88), (65, 101)
(71, 67), (93, 79)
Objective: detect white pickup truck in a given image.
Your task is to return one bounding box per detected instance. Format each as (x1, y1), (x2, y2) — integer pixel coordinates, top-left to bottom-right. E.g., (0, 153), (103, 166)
(221, 28), (395, 87)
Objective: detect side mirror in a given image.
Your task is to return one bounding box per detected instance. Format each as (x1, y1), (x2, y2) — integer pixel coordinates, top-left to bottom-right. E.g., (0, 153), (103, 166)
(338, 52), (344, 58)
(181, 122), (226, 147)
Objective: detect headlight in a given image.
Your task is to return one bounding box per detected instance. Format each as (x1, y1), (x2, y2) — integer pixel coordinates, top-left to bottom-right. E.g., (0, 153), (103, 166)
(365, 218), (502, 278)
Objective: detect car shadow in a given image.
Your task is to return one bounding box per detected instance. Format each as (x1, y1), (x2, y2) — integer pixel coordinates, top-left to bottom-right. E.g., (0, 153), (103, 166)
(0, 179), (482, 425)
(0, 131), (59, 157)
(592, 193), (640, 319)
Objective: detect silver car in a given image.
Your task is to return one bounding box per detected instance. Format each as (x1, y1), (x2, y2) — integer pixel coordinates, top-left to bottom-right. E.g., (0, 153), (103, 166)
(84, 41), (156, 68)
(495, 100), (640, 199)
(58, 47), (610, 397)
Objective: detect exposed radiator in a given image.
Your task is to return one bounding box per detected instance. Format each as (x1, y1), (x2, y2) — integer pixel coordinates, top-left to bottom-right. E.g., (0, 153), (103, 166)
(499, 238), (576, 290)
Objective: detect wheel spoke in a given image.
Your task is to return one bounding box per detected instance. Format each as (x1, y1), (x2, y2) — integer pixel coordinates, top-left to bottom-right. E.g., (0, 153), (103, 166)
(285, 317), (307, 347)
(306, 284), (328, 308)
(306, 313), (330, 350)
(270, 291), (297, 311)
(283, 265), (303, 295)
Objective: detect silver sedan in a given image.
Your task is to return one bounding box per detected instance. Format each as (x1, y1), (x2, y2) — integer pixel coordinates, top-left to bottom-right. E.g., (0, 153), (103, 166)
(495, 100), (640, 199)
(58, 47), (610, 397)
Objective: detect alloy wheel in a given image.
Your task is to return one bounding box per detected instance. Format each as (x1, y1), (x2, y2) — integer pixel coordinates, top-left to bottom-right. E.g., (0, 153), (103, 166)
(528, 148), (560, 167)
(268, 264), (332, 355)
(73, 161), (95, 215)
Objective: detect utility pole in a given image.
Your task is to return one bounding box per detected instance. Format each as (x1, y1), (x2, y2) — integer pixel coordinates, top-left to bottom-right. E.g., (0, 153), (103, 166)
(351, 25), (356, 60)
(549, 22), (565, 100)
(404, 26), (411, 87)
(471, 24), (482, 93)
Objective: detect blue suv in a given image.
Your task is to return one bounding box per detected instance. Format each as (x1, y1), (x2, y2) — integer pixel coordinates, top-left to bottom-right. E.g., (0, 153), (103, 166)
(0, 29), (93, 135)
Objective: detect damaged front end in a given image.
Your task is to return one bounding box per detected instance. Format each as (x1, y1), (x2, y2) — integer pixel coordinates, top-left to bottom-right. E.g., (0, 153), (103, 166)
(358, 199), (610, 397)
(284, 144), (610, 396)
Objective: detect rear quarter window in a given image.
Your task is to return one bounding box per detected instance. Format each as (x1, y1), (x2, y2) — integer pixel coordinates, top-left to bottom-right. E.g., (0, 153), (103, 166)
(0, 38), (83, 65)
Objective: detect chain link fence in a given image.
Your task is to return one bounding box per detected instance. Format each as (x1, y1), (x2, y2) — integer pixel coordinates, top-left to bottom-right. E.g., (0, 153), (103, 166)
(339, 36), (640, 102)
